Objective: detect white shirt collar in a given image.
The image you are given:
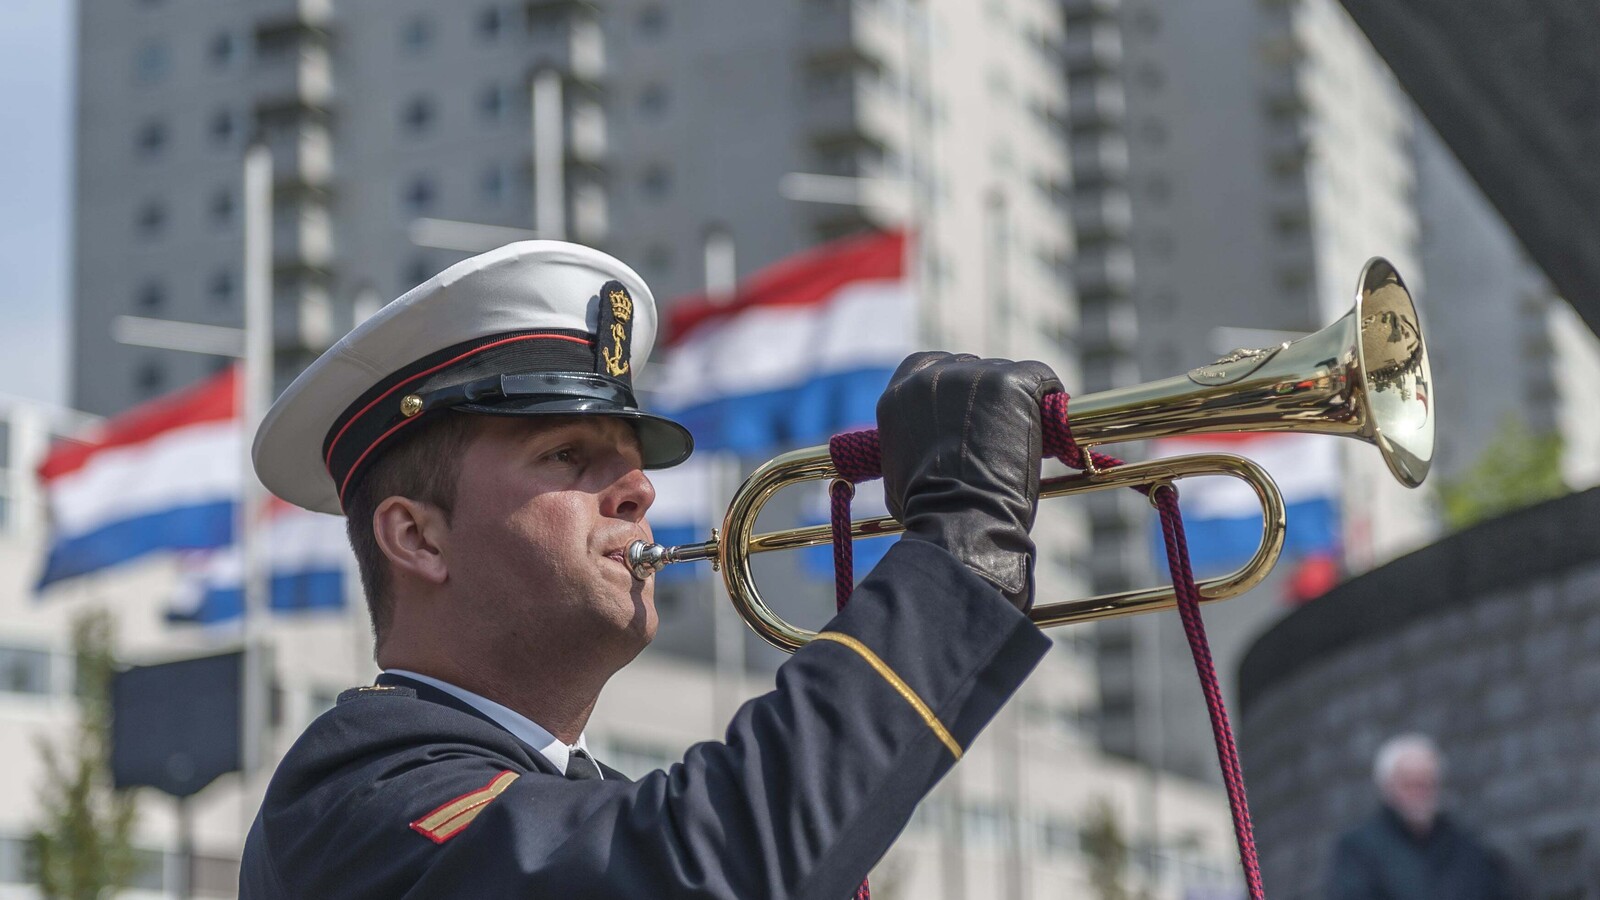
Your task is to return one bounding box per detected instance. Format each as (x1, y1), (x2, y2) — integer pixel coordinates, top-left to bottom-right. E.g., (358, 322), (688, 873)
(383, 669), (595, 778)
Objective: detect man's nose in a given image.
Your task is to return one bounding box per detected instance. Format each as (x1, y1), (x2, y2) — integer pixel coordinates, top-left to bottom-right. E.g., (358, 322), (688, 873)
(602, 466), (655, 521)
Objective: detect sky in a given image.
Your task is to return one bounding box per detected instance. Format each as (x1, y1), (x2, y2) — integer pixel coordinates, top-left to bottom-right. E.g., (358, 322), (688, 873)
(0, 0), (72, 407)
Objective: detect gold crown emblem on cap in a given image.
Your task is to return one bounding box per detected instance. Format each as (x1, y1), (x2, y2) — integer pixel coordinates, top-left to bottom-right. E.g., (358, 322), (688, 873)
(602, 288), (633, 378)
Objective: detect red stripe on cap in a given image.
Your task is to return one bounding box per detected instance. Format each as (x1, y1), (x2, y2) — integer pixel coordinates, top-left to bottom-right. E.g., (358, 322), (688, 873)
(39, 366), (239, 482)
(323, 333), (593, 471)
(664, 230), (905, 345)
(338, 414), (424, 508)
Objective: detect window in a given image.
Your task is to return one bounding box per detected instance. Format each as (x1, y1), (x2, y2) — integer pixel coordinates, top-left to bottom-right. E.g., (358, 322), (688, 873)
(135, 201), (167, 239)
(1138, 117), (1168, 147)
(209, 189), (235, 226)
(804, 68), (852, 99)
(134, 41), (170, 85)
(208, 270), (235, 306)
(209, 109), (236, 147)
(400, 15), (434, 54)
(0, 646), (52, 697)
(637, 6), (668, 37)
(134, 280), (166, 312)
(638, 83), (668, 118)
(479, 164), (505, 205)
(477, 84), (506, 123)
(401, 96), (436, 135)
(208, 30), (237, 68)
(135, 119), (168, 159)
(136, 361), (166, 395)
(401, 257), (434, 292)
(476, 6), (504, 40)
(640, 165), (671, 200)
(643, 243), (673, 275)
(402, 176), (436, 213)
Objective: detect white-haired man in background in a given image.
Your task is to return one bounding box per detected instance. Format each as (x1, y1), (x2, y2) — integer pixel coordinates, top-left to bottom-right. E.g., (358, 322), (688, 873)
(1326, 733), (1515, 900)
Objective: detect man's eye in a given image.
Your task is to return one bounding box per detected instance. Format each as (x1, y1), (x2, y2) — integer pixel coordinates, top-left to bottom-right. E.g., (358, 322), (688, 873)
(549, 448), (576, 464)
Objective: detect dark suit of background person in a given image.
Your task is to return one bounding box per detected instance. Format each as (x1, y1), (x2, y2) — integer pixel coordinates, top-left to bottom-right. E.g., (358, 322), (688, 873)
(1327, 734), (1515, 900)
(238, 241), (1064, 899)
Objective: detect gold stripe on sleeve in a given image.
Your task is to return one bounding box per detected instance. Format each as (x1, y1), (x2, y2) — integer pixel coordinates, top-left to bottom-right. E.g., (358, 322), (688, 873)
(812, 631), (963, 760)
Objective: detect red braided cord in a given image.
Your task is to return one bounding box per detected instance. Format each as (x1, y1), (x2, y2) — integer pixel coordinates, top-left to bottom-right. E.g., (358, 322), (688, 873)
(1151, 486), (1265, 897)
(825, 432), (884, 900)
(826, 392), (1265, 900)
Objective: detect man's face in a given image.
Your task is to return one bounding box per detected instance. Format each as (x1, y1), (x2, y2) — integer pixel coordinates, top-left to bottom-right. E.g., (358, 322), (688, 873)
(1383, 749), (1441, 835)
(444, 415), (659, 666)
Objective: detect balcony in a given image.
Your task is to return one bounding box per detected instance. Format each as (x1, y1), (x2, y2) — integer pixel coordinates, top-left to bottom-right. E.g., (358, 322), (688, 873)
(526, 10), (606, 87)
(798, 0), (854, 54)
(272, 279), (334, 355)
(1062, 0), (1120, 25)
(1063, 22), (1123, 77)
(567, 98), (606, 164)
(1067, 80), (1126, 134)
(1078, 295), (1140, 353)
(1073, 245), (1136, 300)
(1071, 188), (1133, 242)
(525, 0), (600, 23)
(271, 204), (333, 272)
(1261, 68), (1308, 121)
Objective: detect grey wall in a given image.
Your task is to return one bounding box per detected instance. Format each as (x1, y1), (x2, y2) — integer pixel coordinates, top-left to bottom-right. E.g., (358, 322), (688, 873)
(1239, 487), (1600, 898)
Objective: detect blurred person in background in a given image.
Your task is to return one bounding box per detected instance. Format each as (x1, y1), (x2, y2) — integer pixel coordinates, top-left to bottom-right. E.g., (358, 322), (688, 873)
(239, 241), (1058, 898)
(1326, 733), (1515, 900)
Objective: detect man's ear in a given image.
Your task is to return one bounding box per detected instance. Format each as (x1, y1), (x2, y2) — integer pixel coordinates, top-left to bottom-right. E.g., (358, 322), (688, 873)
(372, 496), (450, 586)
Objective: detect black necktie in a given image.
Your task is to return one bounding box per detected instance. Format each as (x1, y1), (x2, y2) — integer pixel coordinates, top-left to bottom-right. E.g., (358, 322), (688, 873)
(565, 748), (603, 781)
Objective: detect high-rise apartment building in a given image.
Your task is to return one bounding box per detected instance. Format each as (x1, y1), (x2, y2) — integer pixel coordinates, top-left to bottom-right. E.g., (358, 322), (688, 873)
(71, 0), (1093, 639)
(1063, 0), (1433, 781)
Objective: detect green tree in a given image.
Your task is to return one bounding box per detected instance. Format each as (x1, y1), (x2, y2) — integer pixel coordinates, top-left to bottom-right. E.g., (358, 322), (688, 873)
(1436, 415), (1567, 530)
(1082, 798), (1133, 900)
(31, 610), (139, 899)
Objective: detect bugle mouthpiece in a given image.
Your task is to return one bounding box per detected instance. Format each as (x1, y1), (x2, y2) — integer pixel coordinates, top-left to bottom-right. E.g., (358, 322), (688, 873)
(626, 540), (670, 581)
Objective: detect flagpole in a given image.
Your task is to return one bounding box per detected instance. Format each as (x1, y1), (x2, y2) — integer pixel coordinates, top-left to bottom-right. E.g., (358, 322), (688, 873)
(532, 68), (566, 240)
(240, 142), (274, 788)
(702, 231), (744, 732)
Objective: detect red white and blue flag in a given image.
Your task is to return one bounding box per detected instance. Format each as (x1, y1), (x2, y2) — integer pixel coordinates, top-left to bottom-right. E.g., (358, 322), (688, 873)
(37, 367), (348, 621)
(650, 230), (912, 453)
(646, 230), (913, 577)
(1150, 432), (1342, 583)
(37, 369), (241, 587)
(166, 497), (350, 624)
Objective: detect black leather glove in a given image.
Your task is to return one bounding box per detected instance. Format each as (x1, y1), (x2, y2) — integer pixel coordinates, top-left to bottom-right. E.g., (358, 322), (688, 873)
(876, 352), (1062, 610)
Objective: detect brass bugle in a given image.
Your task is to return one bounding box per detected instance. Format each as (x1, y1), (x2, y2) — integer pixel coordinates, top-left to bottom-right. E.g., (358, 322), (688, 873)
(628, 257), (1434, 653)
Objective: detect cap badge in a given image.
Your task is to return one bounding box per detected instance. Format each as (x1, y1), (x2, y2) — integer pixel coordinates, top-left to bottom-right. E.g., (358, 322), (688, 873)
(400, 395), (424, 417)
(597, 281), (634, 380)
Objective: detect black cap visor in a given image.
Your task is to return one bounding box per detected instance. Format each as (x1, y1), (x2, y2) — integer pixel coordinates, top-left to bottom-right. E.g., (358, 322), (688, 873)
(422, 372), (694, 469)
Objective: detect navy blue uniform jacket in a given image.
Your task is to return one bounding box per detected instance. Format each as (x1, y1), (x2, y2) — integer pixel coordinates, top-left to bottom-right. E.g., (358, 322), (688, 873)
(240, 540), (1051, 899)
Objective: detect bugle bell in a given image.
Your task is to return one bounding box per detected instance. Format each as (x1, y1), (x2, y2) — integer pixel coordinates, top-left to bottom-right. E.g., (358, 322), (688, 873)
(628, 257), (1434, 652)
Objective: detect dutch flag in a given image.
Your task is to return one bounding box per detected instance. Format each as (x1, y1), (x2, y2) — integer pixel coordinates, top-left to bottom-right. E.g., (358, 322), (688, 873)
(36, 367), (349, 622)
(643, 231), (914, 580)
(37, 368), (240, 587)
